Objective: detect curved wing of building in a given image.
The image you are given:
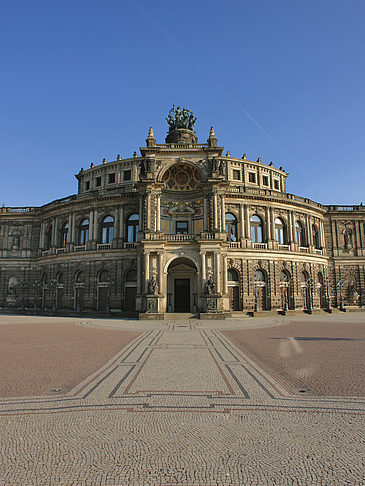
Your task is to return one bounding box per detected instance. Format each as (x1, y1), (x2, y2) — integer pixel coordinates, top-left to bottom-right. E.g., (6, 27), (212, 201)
(1, 109), (364, 317)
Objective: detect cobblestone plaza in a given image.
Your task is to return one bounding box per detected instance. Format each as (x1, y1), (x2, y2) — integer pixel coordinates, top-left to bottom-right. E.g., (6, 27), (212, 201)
(1, 313), (364, 485)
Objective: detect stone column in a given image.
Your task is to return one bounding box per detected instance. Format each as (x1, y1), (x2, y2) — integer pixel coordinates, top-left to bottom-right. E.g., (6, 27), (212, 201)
(306, 215), (311, 246)
(89, 210), (94, 241)
(93, 210), (98, 241)
(221, 195), (225, 232)
(270, 207), (275, 240)
(203, 197), (208, 231)
(265, 207), (271, 242)
(158, 252), (164, 293)
(319, 220), (325, 248)
(244, 204), (250, 239)
(40, 222), (45, 248)
(139, 195), (144, 231)
(201, 252), (206, 282)
(213, 193), (218, 230)
(71, 213), (76, 244)
(223, 255), (228, 294)
(146, 193), (151, 231)
(137, 253), (142, 294)
(145, 252), (150, 292)
(214, 252), (220, 293)
(119, 206), (124, 239)
(239, 204), (244, 239)
(68, 214), (72, 245)
(52, 218), (58, 247)
(156, 194), (161, 232)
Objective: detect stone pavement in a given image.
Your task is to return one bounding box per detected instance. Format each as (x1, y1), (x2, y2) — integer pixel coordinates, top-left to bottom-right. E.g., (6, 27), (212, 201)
(0, 314), (365, 485)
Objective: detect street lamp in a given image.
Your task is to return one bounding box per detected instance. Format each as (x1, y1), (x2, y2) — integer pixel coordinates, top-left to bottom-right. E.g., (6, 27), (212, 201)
(325, 277), (332, 313)
(337, 280), (345, 311)
(307, 277), (313, 314)
(33, 279), (41, 313)
(280, 280), (289, 313)
(21, 281), (27, 311)
(50, 279), (57, 313)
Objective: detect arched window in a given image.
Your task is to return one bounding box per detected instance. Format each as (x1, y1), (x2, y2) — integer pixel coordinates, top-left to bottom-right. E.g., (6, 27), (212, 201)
(101, 216), (114, 244)
(225, 213), (237, 242)
(312, 225), (320, 249)
(228, 268), (239, 281)
(56, 272), (63, 284)
(250, 215), (263, 243)
(79, 219), (89, 245)
(254, 269), (266, 283)
(126, 269), (137, 282)
(98, 270), (110, 283)
(296, 221), (305, 247)
(75, 271), (84, 284)
(60, 223), (69, 248)
(127, 214), (139, 242)
(275, 218), (286, 245)
(280, 270), (290, 283)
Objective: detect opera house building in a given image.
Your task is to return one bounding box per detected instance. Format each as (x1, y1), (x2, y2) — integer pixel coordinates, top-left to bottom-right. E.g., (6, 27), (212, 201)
(1, 108), (364, 318)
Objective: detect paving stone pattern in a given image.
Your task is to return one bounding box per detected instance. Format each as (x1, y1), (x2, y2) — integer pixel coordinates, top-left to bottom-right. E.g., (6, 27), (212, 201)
(1, 314), (365, 485)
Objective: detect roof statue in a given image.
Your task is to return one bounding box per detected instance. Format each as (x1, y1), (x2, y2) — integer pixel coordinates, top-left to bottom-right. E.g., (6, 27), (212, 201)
(166, 105), (197, 133)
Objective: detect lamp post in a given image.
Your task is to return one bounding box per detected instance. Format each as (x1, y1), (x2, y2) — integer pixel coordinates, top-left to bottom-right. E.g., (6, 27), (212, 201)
(337, 280), (345, 311)
(280, 280), (289, 313)
(50, 279), (57, 313)
(307, 277), (313, 314)
(33, 279), (41, 313)
(21, 281), (27, 311)
(250, 278), (259, 313)
(325, 278), (332, 313)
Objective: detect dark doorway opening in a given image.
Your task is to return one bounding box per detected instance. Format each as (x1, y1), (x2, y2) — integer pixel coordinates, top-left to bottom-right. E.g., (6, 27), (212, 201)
(125, 287), (137, 311)
(174, 279), (190, 312)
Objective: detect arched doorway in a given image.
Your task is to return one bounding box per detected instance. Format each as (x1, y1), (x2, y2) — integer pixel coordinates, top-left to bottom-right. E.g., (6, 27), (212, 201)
(300, 271), (310, 310)
(56, 272), (64, 310)
(279, 270), (292, 310)
(97, 270), (110, 312)
(254, 269), (267, 311)
(125, 269), (137, 311)
(317, 272), (326, 308)
(167, 257), (197, 313)
(228, 268), (240, 310)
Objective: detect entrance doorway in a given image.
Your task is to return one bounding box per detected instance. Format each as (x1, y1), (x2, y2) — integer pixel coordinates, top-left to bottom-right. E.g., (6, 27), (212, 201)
(174, 279), (190, 312)
(167, 257), (197, 313)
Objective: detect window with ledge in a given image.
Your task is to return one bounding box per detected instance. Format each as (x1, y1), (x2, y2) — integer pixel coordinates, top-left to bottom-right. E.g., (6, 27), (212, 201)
(127, 214), (139, 242)
(225, 212), (237, 242)
(274, 179), (280, 190)
(176, 221), (188, 234)
(275, 218), (286, 245)
(248, 172), (256, 183)
(95, 176), (102, 187)
(123, 170), (131, 181)
(60, 223), (69, 248)
(85, 181), (90, 191)
(296, 221), (305, 246)
(250, 215), (263, 243)
(108, 173), (115, 184)
(262, 175), (269, 186)
(79, 218), (89, 244)
(101, 216), (114, 243)
(232, 169), (241, 180)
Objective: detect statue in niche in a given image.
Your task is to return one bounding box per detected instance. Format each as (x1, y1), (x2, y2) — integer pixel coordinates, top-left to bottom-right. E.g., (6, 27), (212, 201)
(343, 229), (353, 250)
(8, 278), (17, 297)
(205, 275), (216, 295)
(10, 233), (20, 250)
(218, 160), (225, 176)
(148, 277), (159, 295)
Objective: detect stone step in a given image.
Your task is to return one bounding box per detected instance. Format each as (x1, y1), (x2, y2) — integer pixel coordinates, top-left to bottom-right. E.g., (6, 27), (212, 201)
(163, 313), (199, 320)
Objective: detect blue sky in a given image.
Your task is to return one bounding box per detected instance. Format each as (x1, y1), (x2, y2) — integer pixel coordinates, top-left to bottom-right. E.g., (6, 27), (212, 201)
(1, 0), (364, 207)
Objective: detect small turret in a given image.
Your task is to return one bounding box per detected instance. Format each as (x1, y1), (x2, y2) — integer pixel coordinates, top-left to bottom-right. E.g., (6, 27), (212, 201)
(146, 126), (156, 147)
(207, 126), (218, 147)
